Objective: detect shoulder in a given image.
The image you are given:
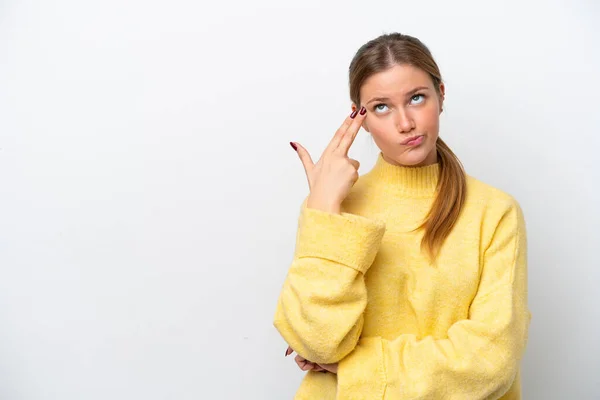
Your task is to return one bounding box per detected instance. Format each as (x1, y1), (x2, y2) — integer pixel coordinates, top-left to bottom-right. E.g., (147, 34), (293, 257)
(466, 174), (521, 211)
(465, 174), (526, 236)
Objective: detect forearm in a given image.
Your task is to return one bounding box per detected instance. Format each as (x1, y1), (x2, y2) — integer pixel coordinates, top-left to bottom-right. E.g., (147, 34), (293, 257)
(274, 201), (386, 363)
(274, 262), (367, 363)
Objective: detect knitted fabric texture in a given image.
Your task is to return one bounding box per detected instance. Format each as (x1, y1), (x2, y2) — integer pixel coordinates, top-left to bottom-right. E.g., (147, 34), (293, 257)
(274, 152), (531, 400)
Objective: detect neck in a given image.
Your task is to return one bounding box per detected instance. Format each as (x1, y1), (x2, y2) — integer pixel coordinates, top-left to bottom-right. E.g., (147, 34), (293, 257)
(367, 152), (440, 197)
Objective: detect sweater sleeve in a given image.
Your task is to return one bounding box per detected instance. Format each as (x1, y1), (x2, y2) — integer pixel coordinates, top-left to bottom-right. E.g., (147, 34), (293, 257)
(336, 199), (532, 399)
(273, 199), (386, 364)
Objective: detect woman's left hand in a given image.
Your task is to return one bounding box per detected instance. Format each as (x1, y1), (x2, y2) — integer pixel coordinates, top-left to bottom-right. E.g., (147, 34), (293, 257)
(317, 362), (338, 374)
(286, 346), (338, 374)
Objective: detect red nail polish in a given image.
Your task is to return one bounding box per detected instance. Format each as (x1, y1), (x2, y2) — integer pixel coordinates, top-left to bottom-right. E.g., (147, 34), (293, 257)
(350, 110), (358, 118)
(359, 106), (366, 115)
(290, 142), (298, 151)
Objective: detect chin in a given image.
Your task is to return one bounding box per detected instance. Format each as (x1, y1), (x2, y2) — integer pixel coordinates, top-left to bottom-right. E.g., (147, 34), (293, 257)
(390, 147), (434, 167)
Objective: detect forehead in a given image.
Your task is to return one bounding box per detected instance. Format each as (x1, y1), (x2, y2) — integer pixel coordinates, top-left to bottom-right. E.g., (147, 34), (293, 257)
(360, 64), (433, 98)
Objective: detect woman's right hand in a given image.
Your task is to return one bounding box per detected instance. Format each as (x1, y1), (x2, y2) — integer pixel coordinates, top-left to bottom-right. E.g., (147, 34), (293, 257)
(290, 106), (367, 214)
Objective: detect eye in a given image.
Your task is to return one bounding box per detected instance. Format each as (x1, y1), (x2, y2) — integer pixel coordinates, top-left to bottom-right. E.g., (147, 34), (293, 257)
(410, 94), (425, 105)
(373, 103), (389, 113)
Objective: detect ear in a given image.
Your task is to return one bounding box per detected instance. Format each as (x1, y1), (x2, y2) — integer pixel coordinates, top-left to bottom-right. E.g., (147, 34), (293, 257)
(438, 83), (446, 113)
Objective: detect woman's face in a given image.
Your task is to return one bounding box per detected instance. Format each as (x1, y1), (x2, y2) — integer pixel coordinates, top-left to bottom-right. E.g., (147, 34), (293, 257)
(354, 64), (444, 167)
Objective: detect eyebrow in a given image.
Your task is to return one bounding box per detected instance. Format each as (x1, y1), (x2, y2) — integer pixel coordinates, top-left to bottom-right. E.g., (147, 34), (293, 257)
(366, 86), (430, 105)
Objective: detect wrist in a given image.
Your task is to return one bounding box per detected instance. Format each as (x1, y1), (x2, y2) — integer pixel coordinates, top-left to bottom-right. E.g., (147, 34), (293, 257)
(306, 197), (341, 214)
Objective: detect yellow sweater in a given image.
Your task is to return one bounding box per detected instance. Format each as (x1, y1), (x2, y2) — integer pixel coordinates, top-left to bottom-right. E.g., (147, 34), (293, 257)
(274, 152), (531, 399)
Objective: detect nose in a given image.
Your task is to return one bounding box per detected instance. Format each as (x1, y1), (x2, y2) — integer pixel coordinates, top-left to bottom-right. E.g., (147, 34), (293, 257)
(395, 109), (415, 133)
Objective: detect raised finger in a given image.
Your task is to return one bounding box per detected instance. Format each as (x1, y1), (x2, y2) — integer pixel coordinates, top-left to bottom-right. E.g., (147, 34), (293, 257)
(337, 106), (367, 155)
(323, 108), (361, 155)
(292, 142), (314, 175)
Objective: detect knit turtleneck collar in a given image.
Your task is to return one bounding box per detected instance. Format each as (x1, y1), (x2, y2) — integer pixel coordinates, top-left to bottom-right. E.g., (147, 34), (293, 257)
(367, 152), (440, 197)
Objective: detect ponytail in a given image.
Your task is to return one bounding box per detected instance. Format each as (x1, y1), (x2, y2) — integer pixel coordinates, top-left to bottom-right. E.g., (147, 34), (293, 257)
(416, 138), (467, 264)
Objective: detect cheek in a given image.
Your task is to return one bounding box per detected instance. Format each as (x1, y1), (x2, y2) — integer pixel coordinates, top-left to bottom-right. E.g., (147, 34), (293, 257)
(365, 117), (393, 138)
(417, 108), (440, 133)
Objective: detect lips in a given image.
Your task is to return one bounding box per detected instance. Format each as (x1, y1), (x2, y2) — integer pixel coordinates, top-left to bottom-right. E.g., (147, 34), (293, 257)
(401, 135), (423, 145)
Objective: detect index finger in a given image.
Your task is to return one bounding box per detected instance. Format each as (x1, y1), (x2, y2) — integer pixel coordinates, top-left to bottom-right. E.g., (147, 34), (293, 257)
(323, 108), (362, 155)
(337, 106), (367, 155)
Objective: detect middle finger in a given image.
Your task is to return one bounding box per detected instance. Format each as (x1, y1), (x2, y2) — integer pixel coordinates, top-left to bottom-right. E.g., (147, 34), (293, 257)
(324, 108), (361, 155)
(336, 106), (367, 156)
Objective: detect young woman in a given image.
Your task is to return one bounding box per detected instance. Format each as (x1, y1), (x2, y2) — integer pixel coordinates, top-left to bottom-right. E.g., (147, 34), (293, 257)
(274, 33), (531, 399)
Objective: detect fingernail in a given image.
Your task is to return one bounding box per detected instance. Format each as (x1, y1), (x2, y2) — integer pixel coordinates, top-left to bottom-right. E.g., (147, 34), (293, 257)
(359, 106), (366, 115)
(290, 142), (298, 151)
(285, 347), (293, 357)
(350, 109), (358, 119)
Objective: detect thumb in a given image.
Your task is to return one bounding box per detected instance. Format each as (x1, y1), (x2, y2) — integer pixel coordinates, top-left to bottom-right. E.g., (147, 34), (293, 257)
(291, 142), (314, 175)
(348, 158), (360, 170)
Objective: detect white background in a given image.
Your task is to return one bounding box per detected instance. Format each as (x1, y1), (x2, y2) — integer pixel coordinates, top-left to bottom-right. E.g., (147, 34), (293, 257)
(1, 0), (599, 398)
